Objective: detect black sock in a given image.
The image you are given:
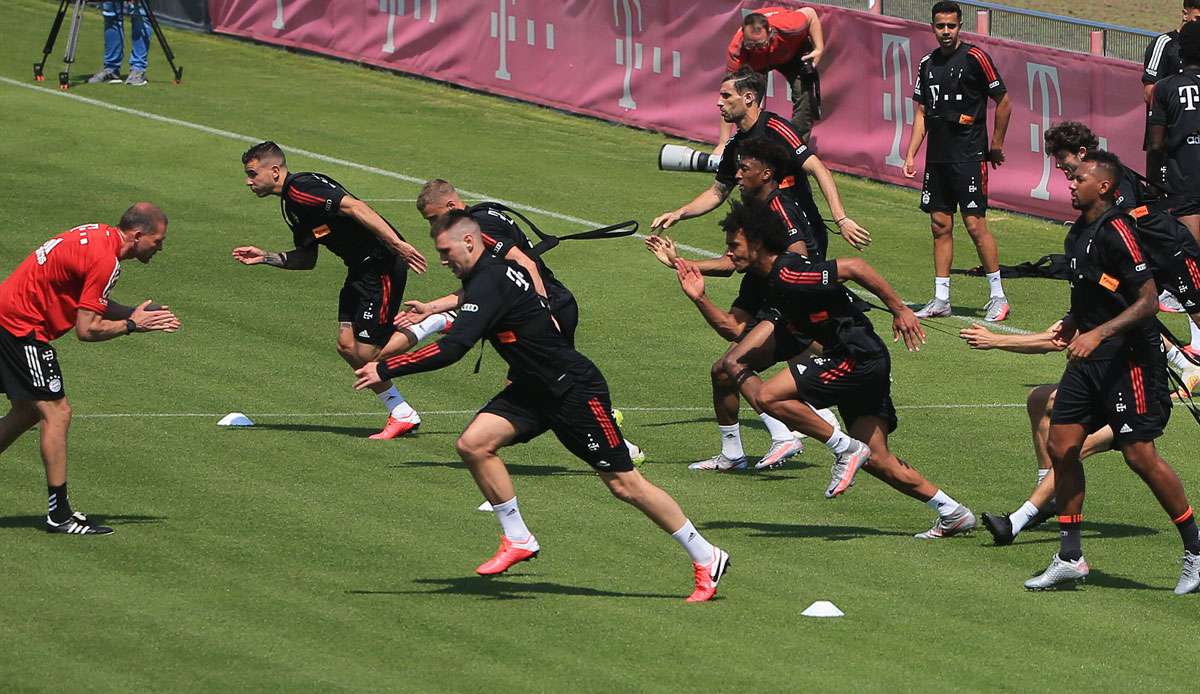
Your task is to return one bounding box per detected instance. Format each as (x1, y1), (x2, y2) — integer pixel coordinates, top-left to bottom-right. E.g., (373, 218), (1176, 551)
(47, 483), (71, 523)
(1058, 515), (1083, 561)
(1174, 508), (1200, 555)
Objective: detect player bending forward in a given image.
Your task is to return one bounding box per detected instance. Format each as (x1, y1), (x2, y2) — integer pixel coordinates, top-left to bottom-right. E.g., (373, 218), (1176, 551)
(355, 211), (730, 602)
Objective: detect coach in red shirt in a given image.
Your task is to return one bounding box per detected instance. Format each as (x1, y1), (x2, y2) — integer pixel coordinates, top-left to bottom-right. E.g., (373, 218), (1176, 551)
(0, 202), (179, 535)
(717, 6), (825, 153)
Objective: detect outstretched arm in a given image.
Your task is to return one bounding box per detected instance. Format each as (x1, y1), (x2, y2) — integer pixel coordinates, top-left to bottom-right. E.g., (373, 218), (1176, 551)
(339, 196), (428, 273)
(801, 155), (871, 249)
(674, 260), (752, 341)
(835, 257), (925, 351)
(232, 245), (318, 270)
(959, 320), (1072, 354)
(650, 181), (731, 231)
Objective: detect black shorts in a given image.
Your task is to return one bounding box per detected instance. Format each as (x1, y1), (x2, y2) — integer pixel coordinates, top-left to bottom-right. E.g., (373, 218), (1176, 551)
(788, 351), (897, 432)
(1051, 357), (1171, 445)
(479, 375), (633, 473)
(920, 161), (989, 216)
(1158, 252), (1200, 312)
(773, 323), (810, 363)
(0, 327), (65, 401)
(338, 256), (408, 346)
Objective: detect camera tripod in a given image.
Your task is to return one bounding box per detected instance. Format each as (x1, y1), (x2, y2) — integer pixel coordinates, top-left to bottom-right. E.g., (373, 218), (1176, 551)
(35, 0), (183, 90)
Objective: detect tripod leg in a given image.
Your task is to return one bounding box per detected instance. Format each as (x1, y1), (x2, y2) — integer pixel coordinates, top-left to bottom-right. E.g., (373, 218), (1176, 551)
(59, 0), (87, 90)
(137, 0), (183, 83)
(35, 0), (72, 81)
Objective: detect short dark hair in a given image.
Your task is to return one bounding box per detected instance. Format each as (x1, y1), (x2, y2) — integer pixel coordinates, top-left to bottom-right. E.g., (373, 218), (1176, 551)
(931, 1), (962, 21)
(736, 137), (790, 183)
(720, 67), (768, 105)
(722, 200), (790, 254)
(1181, 18), (1200, 63)
(242, 141), (286, 166)
(1043, 121), (1099, 156)
(1187, 1), (1200, 11)
(430, 208), (475, 237)
(1081, 149), (1122, 198)
(118, 203), (167, 234)
(743, 12), (769, 30)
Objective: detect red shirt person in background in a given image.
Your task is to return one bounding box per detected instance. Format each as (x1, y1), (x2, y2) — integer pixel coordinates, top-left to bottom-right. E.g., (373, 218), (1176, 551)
(717, 6), (825, 153)
(0, 203), (179, 535)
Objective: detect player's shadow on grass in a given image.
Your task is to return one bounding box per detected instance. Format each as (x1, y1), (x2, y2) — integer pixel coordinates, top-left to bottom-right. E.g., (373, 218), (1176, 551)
(389, 460), (593, 477)
(1004, 521), (1158, 545)
(347, 576), (681, 601)
(0, 514), (165, 531)
(702, 519), (909, 541)
(248, 422), (399, 437)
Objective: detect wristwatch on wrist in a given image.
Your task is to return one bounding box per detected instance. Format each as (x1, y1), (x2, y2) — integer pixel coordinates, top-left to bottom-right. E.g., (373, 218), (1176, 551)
(125, 319), (137, 335)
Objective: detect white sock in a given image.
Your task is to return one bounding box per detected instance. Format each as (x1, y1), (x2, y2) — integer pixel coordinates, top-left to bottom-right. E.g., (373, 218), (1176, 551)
(934, 276), (951, 302)
(986, 270), (1005, 299)
(759, 412), (793, 443)
(406, 312), (451, 342)
(823, 429), (854, 456)
(1037, 468), (1050, 485)
(377, 387), (415, 418)
(1009, 500), (1039, 535)
(814, 407), (840, 430)
(671, 519), (715, 565)
(492, 497), (533, 542)
(925, 489), (961, 517)
(1167, 345), (1190, 371)
(719, 424), (744, 459)
(1190, 320), (1200, 351)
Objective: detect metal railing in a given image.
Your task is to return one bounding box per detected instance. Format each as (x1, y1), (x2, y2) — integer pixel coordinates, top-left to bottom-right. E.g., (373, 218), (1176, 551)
(811, 0), (1157, 62)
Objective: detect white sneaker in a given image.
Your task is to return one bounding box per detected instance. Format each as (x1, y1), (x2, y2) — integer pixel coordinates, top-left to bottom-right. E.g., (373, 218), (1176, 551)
(688, 453), (748, 471)
(1160, 290), (1186, 313)
(913, 298), (952, 318)
(915, 505), (977, 539)
(1024, 554), (1089, 590)
(1176, 552), (1200, 595)
(755, 437), (804, 470)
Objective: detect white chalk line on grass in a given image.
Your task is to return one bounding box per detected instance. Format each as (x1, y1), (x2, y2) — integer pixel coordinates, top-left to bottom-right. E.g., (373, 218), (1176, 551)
(0, 76), (1031, 336)
(72, 403), (1026, 420)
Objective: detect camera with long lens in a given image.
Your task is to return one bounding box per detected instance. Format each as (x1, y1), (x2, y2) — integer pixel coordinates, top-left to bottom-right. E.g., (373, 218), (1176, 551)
(658, 144), (722, 173)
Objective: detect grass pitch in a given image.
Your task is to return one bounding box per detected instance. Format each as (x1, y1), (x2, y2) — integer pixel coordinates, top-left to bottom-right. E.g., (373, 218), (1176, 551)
(1, 1), (1196, 691)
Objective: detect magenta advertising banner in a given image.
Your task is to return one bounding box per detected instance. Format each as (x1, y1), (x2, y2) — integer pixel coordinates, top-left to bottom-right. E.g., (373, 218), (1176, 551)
(208, 0), (1147, 220)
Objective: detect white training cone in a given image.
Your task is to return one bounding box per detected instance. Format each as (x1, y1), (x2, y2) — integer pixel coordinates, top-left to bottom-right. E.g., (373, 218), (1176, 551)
(801, 600), (844, 618)
(217, 412), (254, 427)
(477, 501), (494, 512)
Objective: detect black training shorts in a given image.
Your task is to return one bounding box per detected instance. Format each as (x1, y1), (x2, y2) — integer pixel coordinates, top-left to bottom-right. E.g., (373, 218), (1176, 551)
(0, 326), (65, 401)
(338, 255), (408, 346)
(920, 161), (989, 216)
(788, 351), (897, 432)
(1051, 356), (1171, 445)
(479, 374), (634, 473)
(1158, 252), (1200, 313)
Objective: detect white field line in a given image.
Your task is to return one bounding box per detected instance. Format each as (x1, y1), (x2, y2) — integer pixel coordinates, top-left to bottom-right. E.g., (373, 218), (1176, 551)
(0, 76), (1031, 336)
(71, 403), (1027, 420)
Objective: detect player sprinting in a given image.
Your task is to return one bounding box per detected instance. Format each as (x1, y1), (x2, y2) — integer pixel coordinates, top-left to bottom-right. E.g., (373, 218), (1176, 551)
(355, 211), (730, 602)
(0, 203), (180, 534)
(716, 201), (977, 538)
(234, 142), (442, 440)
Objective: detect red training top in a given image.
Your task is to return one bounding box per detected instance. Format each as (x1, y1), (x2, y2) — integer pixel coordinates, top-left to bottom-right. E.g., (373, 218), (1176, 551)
(726, 7), (812, 73)
(0, 223), (122, 342)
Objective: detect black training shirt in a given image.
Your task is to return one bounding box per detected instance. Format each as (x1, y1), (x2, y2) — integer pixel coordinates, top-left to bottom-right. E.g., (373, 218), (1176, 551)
(716, 111), (824, 233)
(912, 43), (1006, 163)
(376, 253), (596, 396)
(1148, 69), (1200, 194)
(281, 172), (402, 267)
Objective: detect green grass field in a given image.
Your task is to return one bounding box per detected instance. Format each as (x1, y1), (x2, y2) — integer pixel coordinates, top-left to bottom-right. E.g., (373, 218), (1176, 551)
(1, 1), (1197, 691)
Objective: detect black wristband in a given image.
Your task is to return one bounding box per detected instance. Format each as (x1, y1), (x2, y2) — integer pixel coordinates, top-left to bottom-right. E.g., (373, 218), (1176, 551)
(733, 368), (756, 386)
(125, 319), (137, 335)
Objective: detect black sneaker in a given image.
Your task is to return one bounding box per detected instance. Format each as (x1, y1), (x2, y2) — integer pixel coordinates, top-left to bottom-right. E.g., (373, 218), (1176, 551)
(982, 512), (1014, 546)
(45, 512), (113, 535)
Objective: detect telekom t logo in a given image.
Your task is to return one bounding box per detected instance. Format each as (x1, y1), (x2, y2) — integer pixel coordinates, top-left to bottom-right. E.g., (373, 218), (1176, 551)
(881, 34), (914, 168)
(380, 1), (438, 53)
(272, 0), (286, 29)
(1027, 63), (1063, 201)
(1179, 84), (1200, 110)
(490, 1), (557, 81)
(613, 1), (681, 111)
